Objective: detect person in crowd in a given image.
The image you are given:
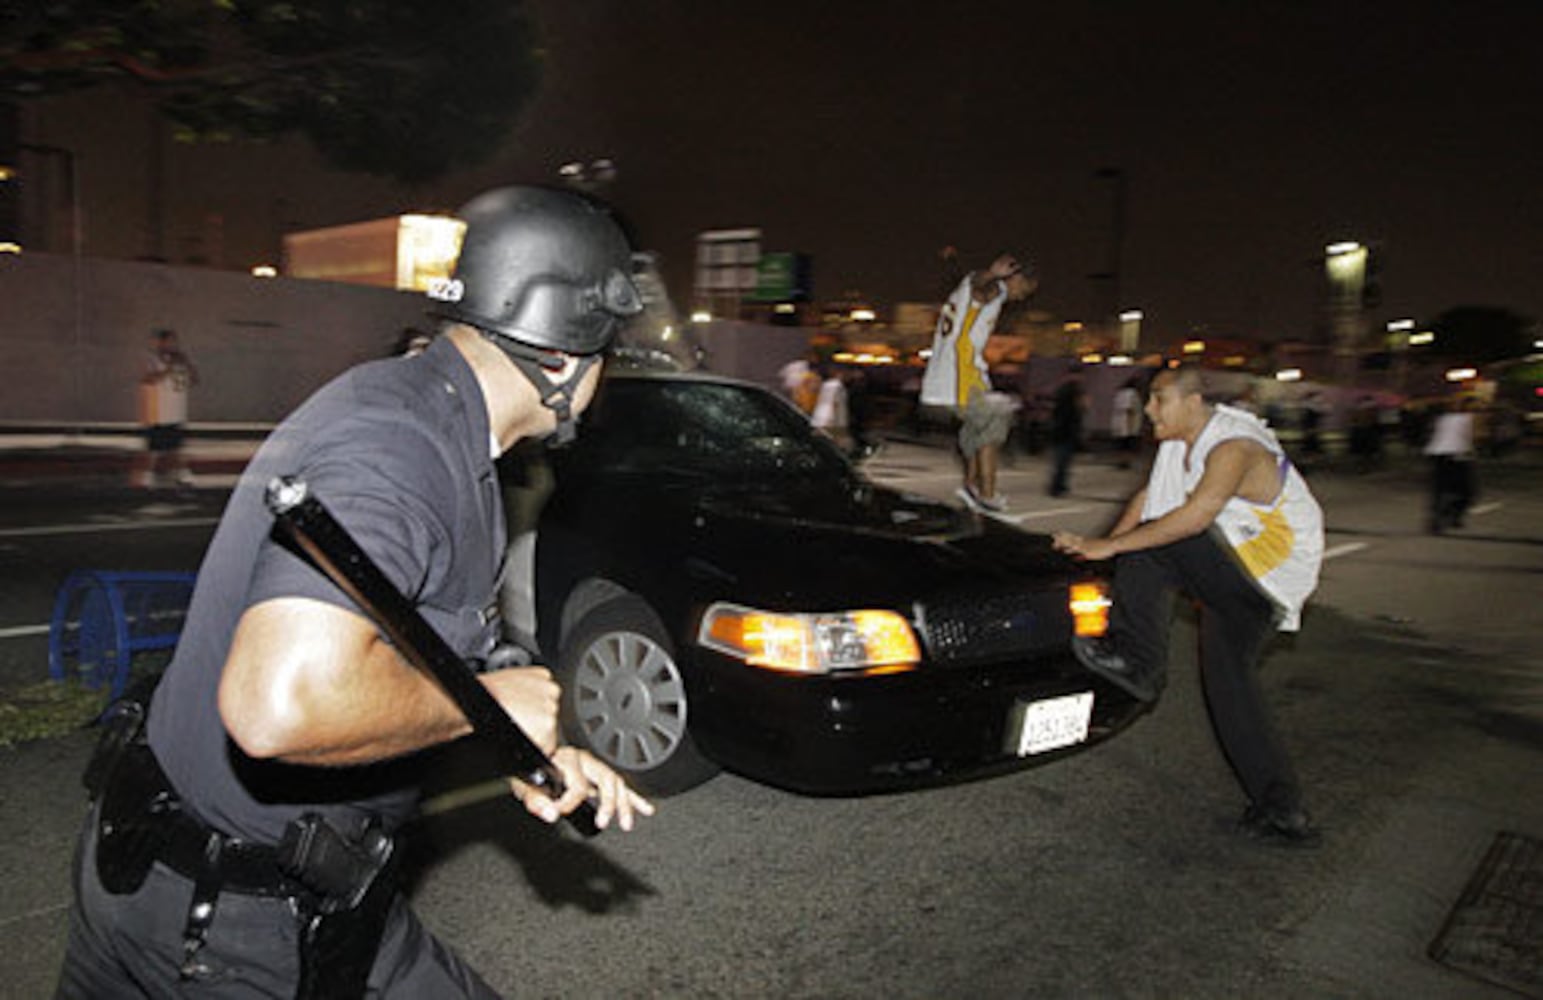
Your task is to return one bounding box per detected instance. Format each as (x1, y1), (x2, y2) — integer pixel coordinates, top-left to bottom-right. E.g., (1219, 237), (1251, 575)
(137, 328), (199, 488)
(1052, 366), (1325, 846)
(1349, 394), (1383, 472)
(1110, 375), (1144, 469)
(844, 365), (881, 460)
(1424, 396), (1476, 533)
(390, 326), (434, 357)
(779, 352), (821, 416)
(810, 361), (851, 453)
(1299, 392), (1326, 462)
(918, 252), (1037, 512)
(1047, 368), (1085, 496)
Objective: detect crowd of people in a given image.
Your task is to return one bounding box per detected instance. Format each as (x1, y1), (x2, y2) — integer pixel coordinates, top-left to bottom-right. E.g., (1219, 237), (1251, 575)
(786, 349), (1524, 511)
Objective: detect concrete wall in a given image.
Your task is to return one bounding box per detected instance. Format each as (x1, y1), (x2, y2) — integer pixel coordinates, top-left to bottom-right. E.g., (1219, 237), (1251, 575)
(693, 319), (819, 392)
(0, 252), (431, 424)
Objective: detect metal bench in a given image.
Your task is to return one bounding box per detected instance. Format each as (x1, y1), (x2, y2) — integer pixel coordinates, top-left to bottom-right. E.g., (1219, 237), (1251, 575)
(48, 570), (197, 699)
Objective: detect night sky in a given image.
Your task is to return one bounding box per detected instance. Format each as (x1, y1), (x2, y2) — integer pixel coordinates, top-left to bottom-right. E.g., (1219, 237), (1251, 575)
(16, 1), (1543, 347)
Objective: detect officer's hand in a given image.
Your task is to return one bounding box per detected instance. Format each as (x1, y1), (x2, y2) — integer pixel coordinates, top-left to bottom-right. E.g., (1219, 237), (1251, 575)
(482, 666), (561, 755)
(509, 747), (656, 831)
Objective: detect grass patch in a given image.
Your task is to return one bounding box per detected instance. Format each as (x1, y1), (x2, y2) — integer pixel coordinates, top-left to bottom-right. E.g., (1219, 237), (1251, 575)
(0, 679), (111, 748)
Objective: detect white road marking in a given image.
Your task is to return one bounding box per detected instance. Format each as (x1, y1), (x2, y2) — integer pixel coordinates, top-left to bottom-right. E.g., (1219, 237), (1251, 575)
(0, 516), (218, 539)
(1323, 542), (1368, 560)
(1469, 502), (1503, 516)
(0, 623), (51, 639)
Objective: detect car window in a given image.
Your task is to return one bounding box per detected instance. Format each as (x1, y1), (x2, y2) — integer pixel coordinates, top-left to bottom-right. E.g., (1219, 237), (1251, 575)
(571, 378), (850, 480)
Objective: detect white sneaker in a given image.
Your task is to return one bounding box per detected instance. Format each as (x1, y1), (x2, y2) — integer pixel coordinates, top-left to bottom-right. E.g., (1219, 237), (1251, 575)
(977, 493), (1007, 513)
(956, 485), (982, 510)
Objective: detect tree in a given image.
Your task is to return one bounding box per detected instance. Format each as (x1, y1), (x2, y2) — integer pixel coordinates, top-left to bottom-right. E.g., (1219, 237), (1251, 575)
(0, 0), (542, 184)
(1430, 306), (1535, 364)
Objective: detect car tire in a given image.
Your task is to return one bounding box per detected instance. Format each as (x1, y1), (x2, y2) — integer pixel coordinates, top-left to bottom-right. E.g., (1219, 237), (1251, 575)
(557, 594), (719, 797)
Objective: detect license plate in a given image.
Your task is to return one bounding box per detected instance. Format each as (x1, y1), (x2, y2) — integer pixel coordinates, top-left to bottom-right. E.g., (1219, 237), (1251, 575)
(1009, 691), (1094, 756)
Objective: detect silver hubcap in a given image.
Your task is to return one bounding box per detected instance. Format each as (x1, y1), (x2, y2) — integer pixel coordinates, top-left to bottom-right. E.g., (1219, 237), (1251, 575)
(574, 629), (687, 771)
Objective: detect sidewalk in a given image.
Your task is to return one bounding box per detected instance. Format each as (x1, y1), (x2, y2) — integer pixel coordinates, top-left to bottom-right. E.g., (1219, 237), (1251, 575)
(0, 429), (263, 491)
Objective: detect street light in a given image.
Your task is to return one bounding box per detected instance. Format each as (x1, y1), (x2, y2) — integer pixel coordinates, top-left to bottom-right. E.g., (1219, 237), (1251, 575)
(1118, 309), (1143, 353)
(1324, 240), (1369, 388)
(1387, 318), (1415, 394)
(1091, 167), (1127, 344)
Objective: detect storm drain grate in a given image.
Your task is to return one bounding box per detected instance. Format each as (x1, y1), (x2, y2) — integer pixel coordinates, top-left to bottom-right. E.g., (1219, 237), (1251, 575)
(1428, 831), (1543, 998)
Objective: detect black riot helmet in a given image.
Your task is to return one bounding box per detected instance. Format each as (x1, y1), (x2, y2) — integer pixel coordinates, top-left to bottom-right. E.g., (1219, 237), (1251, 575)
(430, 186), (642, 356)
(427, 186), (643, 444)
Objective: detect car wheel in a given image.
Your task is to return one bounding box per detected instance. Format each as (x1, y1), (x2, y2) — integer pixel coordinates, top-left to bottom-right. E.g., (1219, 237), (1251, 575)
(558, 594), (719, 796)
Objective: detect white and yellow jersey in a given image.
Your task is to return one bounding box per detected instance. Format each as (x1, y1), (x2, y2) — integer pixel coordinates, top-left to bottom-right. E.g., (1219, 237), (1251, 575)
(920, 275), (1005, 408)
(1141, 404), (1324, 631)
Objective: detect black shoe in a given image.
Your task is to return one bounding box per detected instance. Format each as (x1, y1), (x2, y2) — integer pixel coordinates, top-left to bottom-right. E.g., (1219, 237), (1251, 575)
(1237, 803), (1322, 848)
(1072, 635), (1160, 702)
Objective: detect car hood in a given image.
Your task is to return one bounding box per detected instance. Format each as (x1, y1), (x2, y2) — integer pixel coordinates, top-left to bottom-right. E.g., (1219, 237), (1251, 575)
(624, 476), (1081, 610)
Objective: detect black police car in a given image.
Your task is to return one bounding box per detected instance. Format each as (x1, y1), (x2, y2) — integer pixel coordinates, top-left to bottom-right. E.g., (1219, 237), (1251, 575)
(523, 369), (1145, 796)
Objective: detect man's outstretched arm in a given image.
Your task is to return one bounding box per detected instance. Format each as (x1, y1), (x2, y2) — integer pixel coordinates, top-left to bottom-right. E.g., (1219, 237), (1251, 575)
(1054, 440), (1262, 561)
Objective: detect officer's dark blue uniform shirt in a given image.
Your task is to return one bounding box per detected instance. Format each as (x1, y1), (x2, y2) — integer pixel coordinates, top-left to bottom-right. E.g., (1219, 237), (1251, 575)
(148, 336), (507, 844)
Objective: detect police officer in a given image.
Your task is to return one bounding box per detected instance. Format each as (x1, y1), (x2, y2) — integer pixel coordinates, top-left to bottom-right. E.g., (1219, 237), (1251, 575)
(57, 187), (655, 998)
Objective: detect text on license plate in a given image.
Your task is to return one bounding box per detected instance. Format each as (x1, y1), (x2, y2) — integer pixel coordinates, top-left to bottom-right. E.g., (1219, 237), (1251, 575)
(1009, 691), (1094, 756)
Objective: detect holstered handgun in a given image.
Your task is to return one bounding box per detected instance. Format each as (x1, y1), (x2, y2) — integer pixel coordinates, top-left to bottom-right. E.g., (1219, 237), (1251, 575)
(83, 694), (147, 801)
(279, 812), (400, 1000)
(84, 682), (173, 896)
(95, 742), (179, 895)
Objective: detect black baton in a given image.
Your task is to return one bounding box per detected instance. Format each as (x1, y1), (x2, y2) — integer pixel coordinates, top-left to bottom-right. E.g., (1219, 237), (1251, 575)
(264, 475), (600, 838)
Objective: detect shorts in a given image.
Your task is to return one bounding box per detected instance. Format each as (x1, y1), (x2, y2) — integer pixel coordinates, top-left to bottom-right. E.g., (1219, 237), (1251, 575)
(145, 424), (185, 453)
(959, 392), (1017, 456)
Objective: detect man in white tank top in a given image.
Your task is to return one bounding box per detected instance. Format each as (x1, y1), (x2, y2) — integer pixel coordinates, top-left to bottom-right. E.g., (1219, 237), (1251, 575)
(1053, 366), (1324, 846)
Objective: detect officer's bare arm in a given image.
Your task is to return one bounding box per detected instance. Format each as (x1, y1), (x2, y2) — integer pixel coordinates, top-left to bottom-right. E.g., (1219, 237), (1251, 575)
(218, 596), (560, 766)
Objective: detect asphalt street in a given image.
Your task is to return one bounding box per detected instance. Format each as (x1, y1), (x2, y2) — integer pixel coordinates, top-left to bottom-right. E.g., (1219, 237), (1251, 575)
(1, 435), (1540, 997)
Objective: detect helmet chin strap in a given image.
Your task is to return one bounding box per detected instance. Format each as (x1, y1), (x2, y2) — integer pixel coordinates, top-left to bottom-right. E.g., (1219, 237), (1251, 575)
(483, 331), (600, 447)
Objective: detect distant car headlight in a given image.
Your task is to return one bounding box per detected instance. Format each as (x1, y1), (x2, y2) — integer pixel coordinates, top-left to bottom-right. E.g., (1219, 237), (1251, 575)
(1069, 581), (1112, 637)
(698, 602), (920, 675)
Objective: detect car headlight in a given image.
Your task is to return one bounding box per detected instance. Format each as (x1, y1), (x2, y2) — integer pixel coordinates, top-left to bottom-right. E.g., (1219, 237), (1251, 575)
(698, 602), (920, 675)
(1069, 580), (1111, 637)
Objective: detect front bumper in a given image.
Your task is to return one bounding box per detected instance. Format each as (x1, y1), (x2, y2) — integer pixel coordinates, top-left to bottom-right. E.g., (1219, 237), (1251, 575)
(685, 648), (1148, 795)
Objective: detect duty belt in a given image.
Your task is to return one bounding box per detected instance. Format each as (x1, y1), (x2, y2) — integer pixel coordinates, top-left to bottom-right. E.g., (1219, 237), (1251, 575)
(87, 684), (399, 995)
(100, 741), (311, 899)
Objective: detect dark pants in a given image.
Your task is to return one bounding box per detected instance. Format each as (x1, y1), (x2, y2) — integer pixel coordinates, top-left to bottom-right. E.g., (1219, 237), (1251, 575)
(57, 806), (500, 999)
(1110, 532), (1303, 811)
(1429, 456), (1473, 531)
(1048, 439), (1076, 496)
